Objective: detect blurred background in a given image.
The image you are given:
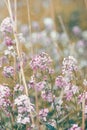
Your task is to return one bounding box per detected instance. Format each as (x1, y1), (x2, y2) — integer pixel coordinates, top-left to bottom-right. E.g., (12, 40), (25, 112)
(0, 0), (87, 75)
(0, 0), (86, 27)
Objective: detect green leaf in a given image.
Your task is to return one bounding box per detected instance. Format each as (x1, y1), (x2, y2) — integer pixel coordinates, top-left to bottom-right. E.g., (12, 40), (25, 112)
(46, 124), (56, 130)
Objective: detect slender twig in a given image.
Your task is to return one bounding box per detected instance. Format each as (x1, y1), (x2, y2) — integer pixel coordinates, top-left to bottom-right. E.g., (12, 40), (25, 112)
(26, 0), (33, 54)
(58, 15), (70, 43)
(82, 91), (85, 130)
(50, 0), (63, 57)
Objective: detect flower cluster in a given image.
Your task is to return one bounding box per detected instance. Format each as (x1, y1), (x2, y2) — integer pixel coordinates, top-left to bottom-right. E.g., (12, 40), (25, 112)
(14, 95), (35, 124)
(0, 56), (9, 68)
(30, 52), (53, 72)
(39, 108), (49, 121)
(4, 46), (16, 57)
(41, 90), (53, 102)
(14, 84), (24, 92)
(3, 66), (14, 78)
(55, 75), (67, 88)
(0, 84), (11, 115)
(4, 36), (13, 46)
(62, 56), (78, 77)
(0, 17), (13, 34)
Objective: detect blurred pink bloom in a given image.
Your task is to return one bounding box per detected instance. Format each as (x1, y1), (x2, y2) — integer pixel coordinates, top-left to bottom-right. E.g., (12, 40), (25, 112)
(39, 108), (49, 121)
(69, 124), (82, 130)
(0, 17), (13, 34)
(72, 26), (81, 35)
(41, 90), (53, 102)
(3, 66), (14, 78)
(62, 56), (78, 76)
(14, 84), (24, 92)
(55, 76), (67, 88)
(4, 36), (13, 46)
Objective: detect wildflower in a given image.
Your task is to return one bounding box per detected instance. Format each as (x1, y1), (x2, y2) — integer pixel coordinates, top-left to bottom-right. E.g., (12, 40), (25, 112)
(78, 92), (87, 104)
(39, 108), (49, 121)
(0, 56), (9, 68)
(3, 66), (14, 78)
(14, 95), (35, 124)
(62, 56), (78, 77)
(0, 84), (11, 114)
(43, 17), (54, 30)
(4, 36), (13, 46)
(65, 90), (73, 101)
(55, 76), (67, 88)
(35, 81), (45, 91)
(0, 17), (13, 34)
(64, 83), (79, 101)
(14, 84), (24, 92)
(14, 95), (35, 113)
(72, 26), (81, 36)
(30, 52), (52, 72)
(4, 46), (16, 57)
(17, 114), (30, 124)
(71, 85), (79, 94)
(69, 124), (82, 130)
(41, 90), (53, 102)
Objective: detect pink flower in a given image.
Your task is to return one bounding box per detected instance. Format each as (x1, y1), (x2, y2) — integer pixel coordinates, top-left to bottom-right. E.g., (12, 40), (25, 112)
(69, 124), (82, 130)
(17, 114), (30, 124)
(4, 36), (13, 46)
(39, 108), (49, 121)
(65, 90), (73, 101)
(62, 56), (78, 76)
(0, 56), (9, 68)
(41, 90), (53, 102)
(72, 26), (81, 35)
(3, 66), (14, 78)
(78, 92), (87, 104)
(0, 84), (11, 115)
(55, 76), (67, 88)
(14, 84), (24, 92)
(30, 52), (52, 72)
(15, 95), (35, 124)
(14, 95), (35, 113)
(0, 17), (13, 34)
(35, 81), (45, 91)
